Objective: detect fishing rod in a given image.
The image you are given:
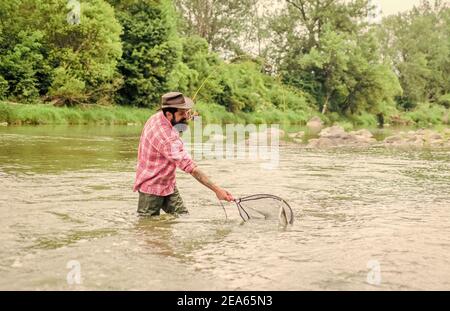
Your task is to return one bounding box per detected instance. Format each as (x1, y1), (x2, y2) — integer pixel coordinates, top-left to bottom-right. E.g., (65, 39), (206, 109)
(191, 54), (252, 102)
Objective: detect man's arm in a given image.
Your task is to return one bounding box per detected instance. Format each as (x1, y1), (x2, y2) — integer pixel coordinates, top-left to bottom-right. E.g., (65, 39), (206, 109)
(191, 167), (234, 202)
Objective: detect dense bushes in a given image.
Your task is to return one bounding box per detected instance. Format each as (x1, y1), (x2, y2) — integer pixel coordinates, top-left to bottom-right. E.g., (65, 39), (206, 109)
(0, 0), (122, 105)
(0, 0), (449, 127)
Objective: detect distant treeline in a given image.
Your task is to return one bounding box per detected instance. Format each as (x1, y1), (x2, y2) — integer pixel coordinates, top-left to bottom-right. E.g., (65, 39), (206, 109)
(0, 0), (449, 127)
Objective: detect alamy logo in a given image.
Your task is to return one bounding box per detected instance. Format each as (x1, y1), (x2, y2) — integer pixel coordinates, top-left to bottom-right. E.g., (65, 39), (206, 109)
(366, 259), (382, 286)
(173, 118), (280, 170)
(66, 260), (82, 285)
(67, 0), (81, 25)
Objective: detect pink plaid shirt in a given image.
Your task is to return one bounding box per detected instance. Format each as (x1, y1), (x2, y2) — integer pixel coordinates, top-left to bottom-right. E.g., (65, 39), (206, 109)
(133, 111), (197, 196)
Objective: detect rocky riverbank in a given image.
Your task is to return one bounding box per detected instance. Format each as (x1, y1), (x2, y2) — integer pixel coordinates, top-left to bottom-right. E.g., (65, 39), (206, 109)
(284, 125), (450, 149)
(242, 122), (450, 149)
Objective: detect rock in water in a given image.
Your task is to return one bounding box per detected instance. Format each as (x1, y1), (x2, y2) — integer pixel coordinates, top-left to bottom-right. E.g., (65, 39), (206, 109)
(307, 116), (324, 133)
(319, 125), (347, 139)
(383, 129), (449, 148)
(306, 125), (376, 148)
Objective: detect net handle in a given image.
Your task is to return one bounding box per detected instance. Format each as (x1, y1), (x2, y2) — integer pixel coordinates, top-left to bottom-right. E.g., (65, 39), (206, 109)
(218, 200), (228, 221)
(235, 199), (250, 222)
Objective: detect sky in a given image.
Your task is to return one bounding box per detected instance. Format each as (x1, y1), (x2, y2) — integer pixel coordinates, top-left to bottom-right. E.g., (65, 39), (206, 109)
(376, 0), (448, 16)
(265, 1), (448, 17)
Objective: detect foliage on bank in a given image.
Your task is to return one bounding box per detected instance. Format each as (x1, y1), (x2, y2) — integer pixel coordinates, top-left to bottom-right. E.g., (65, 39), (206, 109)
(0, 0), (449, 127)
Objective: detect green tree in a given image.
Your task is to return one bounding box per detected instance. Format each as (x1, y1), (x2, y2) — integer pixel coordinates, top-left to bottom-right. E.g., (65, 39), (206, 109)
(0, 0), (123, 105)
(110, 0), (181, 107)
(378, 0), (450, 109)
(0, 31), (49, 102)
(298, 26), (401, 115)
(0, 1), (50, 102)
(273, 0), (372, 54)
(269, 0), (372, 92)
(0, 75), (8, 99)
(267, 0), (401, 115)
(167, 35), (220, 96)
(174, 0), (254, 57)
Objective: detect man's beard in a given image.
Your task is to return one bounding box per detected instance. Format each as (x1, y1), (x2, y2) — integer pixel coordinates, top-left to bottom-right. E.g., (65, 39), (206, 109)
(171, 118), (188, 132)
(170, 118), (187, 126)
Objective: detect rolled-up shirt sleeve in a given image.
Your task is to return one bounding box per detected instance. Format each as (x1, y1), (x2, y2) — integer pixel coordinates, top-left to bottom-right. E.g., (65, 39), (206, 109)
(158, 136), (197, 173)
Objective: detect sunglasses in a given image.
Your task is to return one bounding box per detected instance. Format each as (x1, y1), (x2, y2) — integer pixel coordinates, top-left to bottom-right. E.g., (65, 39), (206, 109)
(177, 109), (198, 120)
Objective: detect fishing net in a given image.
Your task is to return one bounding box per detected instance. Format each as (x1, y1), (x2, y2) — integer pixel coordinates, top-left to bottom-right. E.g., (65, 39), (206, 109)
(230, 194), (294, 225)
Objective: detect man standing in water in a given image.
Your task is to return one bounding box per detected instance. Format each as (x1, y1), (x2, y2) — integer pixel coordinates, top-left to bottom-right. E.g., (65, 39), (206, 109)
(133, 92), (234, 216)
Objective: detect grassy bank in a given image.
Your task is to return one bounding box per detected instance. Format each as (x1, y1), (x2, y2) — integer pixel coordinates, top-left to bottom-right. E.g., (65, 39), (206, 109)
(0, 101), (316, 126)
(0, 101), (448, 128)
(0, 101), (154, 126)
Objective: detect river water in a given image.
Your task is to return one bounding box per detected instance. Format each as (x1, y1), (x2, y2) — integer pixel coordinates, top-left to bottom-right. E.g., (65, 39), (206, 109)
(0, 125), (449, 290)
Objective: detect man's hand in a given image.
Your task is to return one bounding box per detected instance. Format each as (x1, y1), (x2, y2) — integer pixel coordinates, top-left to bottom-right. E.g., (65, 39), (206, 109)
(191, 167), (234, 202)
(215, 188), (234, 202)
